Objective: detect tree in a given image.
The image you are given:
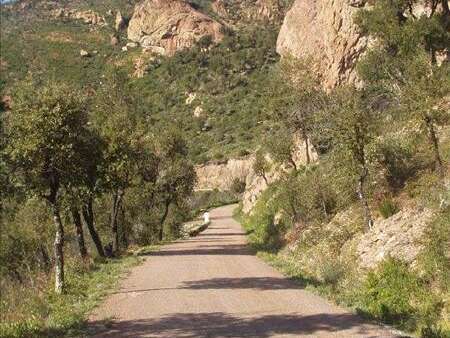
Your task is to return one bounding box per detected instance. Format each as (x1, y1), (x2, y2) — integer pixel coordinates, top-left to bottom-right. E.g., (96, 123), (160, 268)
(152, 128), (196, 241)
(66, 133), (106, 259)
(93, 69), (142, 253)
(253, 149), (271, 184)
(356, 0), (450, 177)
(322, 86), (377, 231)
(6, 82), (93, 293)
(269, 57), (326, 164)
(70, 203), (88, 259)
(266, 129), (297, 170)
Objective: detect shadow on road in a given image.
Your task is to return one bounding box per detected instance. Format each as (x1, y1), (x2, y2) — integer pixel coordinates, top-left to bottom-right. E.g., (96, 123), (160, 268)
(182, 277), (311, 290)
(145, 244), (253, 256)
(108, 274), (323, 297)
(88, 312), (387, 338)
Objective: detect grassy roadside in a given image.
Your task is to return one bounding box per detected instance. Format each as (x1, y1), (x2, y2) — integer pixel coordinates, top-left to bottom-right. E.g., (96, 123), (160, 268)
(234, 205), (450, 338)
(0, 252), (145, 338)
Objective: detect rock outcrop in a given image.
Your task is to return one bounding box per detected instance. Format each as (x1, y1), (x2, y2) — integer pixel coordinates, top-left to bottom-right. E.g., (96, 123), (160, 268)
(276, 0), (369, 89)
(356, 207), (434, 269)
(195, 136), (317, 214)
(115, 11), (126, 31)
(286, 204), (435, 276)
(211, 0), (283, 23)
(276, 0), (446, 89)
(195, 158), (253, 192)
(127, 0), (223, 56)
(52, 8), (107, 26)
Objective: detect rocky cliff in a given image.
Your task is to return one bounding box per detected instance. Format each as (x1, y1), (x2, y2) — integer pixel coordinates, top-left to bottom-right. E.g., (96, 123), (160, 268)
(276, 0), (446, 89)
(276, 0), (369, 89)
(195, 136), (317, 213)
(127, 0), (223, 56)
(195, 158), (253, 191)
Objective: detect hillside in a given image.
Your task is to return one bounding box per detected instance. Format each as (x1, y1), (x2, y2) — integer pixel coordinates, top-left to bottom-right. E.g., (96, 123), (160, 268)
(1, 0), (449, 337)
(0, 0), (290, 162)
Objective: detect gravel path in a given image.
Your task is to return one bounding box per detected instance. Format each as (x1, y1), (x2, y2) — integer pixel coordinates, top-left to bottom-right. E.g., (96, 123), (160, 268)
(88, 204), (400, 338)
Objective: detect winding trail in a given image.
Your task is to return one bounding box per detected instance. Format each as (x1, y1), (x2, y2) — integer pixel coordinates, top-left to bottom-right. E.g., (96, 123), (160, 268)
(89, 204), (400, 337)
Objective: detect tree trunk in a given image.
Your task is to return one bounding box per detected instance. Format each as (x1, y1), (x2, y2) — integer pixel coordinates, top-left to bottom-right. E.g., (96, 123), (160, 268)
(71, 205), (88, 259)
(82, 198), (105, 258)
(289, 158), (298, 171)
(425, 115), (444, 177)
(39, 244), (51, 272)
(356, 170), (373, 231)
(50, 203), (65, 294)
(111, 190), (124, 253)
(120, 206), (129, 249)
(302, 129), (311, 165)
(158, 200), (171, 242)
(262, 174), (268, 185)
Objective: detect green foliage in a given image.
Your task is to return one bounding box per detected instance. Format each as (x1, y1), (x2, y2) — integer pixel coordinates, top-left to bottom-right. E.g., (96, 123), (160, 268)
(358, 257), (445, 334)
(253, 149), (271, 183)
(317, 259), (345, 286)
(230, 178), (246, 195)
(241, 186), (285, 252)
(6, 81), (93, 197)
(265, 129), (297, 169)
(360, 258), (418, 325)
(133, 25), (280, 162)
(374, 136), (421, 190)
(418, 209), (450, 294)
(355, 0), (450, 176)
(378, 198), (399, 219)
(0, 255), (140, 338)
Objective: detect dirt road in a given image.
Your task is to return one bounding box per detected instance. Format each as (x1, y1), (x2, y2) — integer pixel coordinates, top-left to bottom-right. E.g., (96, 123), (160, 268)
(88, 204), (400, 337)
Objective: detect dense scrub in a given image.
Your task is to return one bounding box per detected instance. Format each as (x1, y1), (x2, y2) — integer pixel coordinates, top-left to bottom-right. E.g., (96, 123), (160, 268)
(239, 1), (450, 336)
(241, 197), (450, 336)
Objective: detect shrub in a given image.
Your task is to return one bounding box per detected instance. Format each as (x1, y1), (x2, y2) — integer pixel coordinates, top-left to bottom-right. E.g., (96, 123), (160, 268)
(375, 137), (418, 190)
(378, 198), (399, 219)
(358, 257), (444, 333)
(262, 218), (285, 251)
(359, 258), (419, 326)
(230, 178), (246, 194)
(318, 258), (345, 286)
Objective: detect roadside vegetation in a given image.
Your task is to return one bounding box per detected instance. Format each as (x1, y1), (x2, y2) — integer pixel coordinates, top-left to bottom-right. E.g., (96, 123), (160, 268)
(0, 72), (197, 336)
(239, 1), (449, 336)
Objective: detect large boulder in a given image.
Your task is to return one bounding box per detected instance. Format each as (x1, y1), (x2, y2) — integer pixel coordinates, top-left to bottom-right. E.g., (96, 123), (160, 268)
(127, 0), (223, 56)
(276, 0), (369, 90)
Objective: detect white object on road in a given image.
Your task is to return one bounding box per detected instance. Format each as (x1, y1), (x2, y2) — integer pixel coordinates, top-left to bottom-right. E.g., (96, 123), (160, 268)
(203, 211), (210, 223)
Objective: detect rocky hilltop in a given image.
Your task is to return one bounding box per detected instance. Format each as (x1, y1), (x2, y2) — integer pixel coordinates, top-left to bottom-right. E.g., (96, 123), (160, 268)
(276, 0), (369, 89)
(127, 0), (224, 55)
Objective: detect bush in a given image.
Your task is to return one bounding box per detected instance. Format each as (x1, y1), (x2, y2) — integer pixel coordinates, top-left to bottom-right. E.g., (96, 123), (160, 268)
(360, 258), (418, 326)
(378, 198), (399, 219)
(358, 257), (444, 333)
(230, 178), (246, 194)
(375, 137), (419, 191)
(318, 258), (345, 286)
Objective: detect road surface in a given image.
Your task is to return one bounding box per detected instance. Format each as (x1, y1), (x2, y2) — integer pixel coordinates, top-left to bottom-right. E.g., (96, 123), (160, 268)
(88, 204), (400, 337)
